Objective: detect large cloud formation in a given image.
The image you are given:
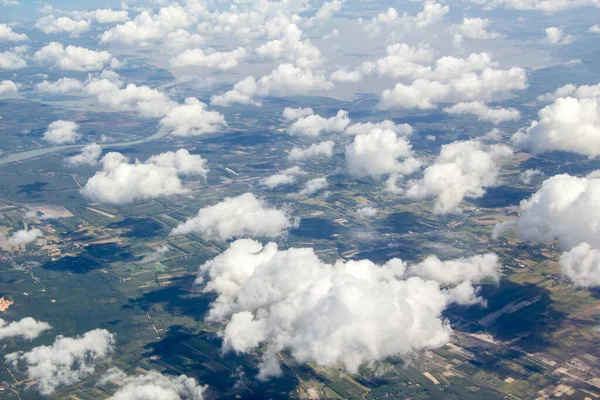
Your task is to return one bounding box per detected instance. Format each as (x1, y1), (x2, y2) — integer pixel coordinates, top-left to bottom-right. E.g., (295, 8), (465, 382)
(406, 140), (513, 213)
(0, 318), (51, 341)
(198, 239), (500, 379)
(81, 149), (209, 204)
(102, 368), (206, 400)
(171, 193), (293, 241)
(494, 172), (600, 287)
(6, 329), (114, 395)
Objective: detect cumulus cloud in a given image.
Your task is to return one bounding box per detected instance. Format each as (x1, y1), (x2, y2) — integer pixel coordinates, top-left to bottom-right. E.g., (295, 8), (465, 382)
(297, 177), (328, 196)
(288, 141), (335, 161)
(591, 25), (600, 33)
(102, 368), (206, 400)
(43, 120), (80, 144)
(170, 47), (247, 70)
(410, 253), (501, 285)
(354, 206), (378, 218)
(542, 27), (575, 45)
(6, 329), (114, 395)
(346, 129), (421, 179)
(474, 0), (600, 12)
(37, 77), (85, 94)
(288, 110), (349, 136)
(0, 318), (51, 341)
(443, 101), (520, 124)
(262, 166), (307, 188)
(362, 2), (449, 37)
(406, 140), (513, 213)
(560, 243), (600, 287)
(282, 107), (314, 121)
(451, 17), (505, 40)
(66, 143), (102, 166)
(0, 46), (27, 70)
(197, 239), (496, 378)
(0, 24), (27, 41)
(71, 9), (129, 24)
(34, 42), (120, 71)
(520, 169), (542, 184)
(159, 97), (227, 136)
(171, 193), (293, 241)
(35, 16), (91, 37)
(8, 228), (43, 245)
(211, 64), (333, 107)
(255, 24), (322, 69)
(0, 80), (18, 94)
(81, 149), (208, 204)
(511, 96), (600, 157)
(345, 120), (413, 136)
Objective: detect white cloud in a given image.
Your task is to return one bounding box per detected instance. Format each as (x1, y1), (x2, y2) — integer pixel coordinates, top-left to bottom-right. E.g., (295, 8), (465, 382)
(66, 143), (102, 166)
(8, 228), (43, 245)
(0, 80), (18, 94)
(163, 29), (206, 53)
(591, 24), (600, 33)
(406, 140), (513, 214)
(71, 9), (129, 24)
(282, 106), (313, 121)
(171, 193), (293, 241)
(43, 120), (80, 144)
(345, 120), (413, 136)
(262, 166), (307, 188)
(37, 77), (85, 94)
(443, 101), (520, 124)
(0, 46), (27, 70)
(255, 24), (322, 69)
(451, 17), (505, 40)
(354, 206), (378, 218)
(0, 0), (20, 5)
(315, 0), (344, 20)
(159, 97), (227, 137)
(6, 329), (114, 395)
(362, 2), (449, 37)
(288, 140), (335, 162)
(543, 27), (574, 45)
(34, 42), (120, 71)
(0, 24), (27, 41)
(102, 368), (206, 400)
(474, 0), (600, 12)
(560, 243), (600, 287)
(288, 110), (349, 136)
(81, 149), (208, 204)
(511, 96), (600, 157)
(198, 239), (496, 378)
(211, 64), (333, 107)
(297, 177), (328, 196)
(35, 16), (91, 37)
(538, 83), (600, 102)
(0, 318), (51, 341)
(520, 169), (543, 184)
(170, 47), (247, 70)
(346, 129), (421, 179)
(410, 253), (501, 285)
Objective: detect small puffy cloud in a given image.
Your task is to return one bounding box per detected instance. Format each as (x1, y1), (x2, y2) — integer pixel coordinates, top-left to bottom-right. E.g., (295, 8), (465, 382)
(0, 318), (51, 341)
(520, 169), (542, 184)
(410, 253), (501, 285)
(262, 166), (307, 189)
(288, 140), (335, 162)
(354, 206), (378, 218)
(591, 25), (600, 33)
(34, 42), (120, 71)
(66, 143), (102, 166)
(362, 2), (449, 37)
(0, 80), (18, 94)
(282, 107), (313, 121)
(451, 17), (505, 40)
(443, 101), (520, 124)
(170, 47), (247, 70)
(297, 177), (328, 196)
(37, 77), (84, 94)
(543, 27), (574, 45)
(406, 140), (513, 214)
(6, 329), (114, 395)
(211, 64), (333, 107)
(314, 0), (344, 20)
(198, 239), (496, 378)
(159, 98), (227, 137)
(288, 110), (349, 136)
(0, 24), (27, 41)
(171, 193), (293, 241)
(43, 120), (80, 144)
(102, 368), (206, 400)
(560, 243), (600, 287)
(255, 24), (322, 69)
(345, 120), (413, 136)
(8, 228), (43, 245)
(81, 150), (208, 204)
(511, 96), (600, 157)
(35, 16), (90, 37)
(346, 129), (421, 179)
(0, 46), (27, 70)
